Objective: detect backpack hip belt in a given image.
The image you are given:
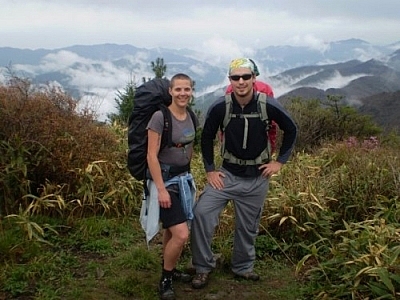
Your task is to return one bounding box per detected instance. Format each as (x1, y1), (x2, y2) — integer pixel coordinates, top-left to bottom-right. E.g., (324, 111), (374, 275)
(223, 147), (271, 166)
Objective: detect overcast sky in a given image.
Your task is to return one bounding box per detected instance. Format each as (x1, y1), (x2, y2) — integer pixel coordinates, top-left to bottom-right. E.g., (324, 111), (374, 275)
(2, 0), (400, 58)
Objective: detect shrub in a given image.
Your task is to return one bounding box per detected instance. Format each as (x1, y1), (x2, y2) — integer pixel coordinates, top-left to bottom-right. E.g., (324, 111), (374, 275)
(285, 96), (382, 152)
(0, 81), (122, 215)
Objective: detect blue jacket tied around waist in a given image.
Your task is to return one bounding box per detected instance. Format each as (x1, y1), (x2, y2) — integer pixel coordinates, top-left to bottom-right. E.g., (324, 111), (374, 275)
(140, 172), (196, 245)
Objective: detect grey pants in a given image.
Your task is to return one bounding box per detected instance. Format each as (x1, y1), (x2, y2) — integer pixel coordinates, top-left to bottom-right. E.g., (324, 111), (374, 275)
(190, 168), (269, 275)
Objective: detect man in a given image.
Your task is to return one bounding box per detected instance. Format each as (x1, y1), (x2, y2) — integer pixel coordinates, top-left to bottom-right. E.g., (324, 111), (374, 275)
(190, 58), (297, 289)
(147, 73), (198, 299)
(225, 67), (278, 154)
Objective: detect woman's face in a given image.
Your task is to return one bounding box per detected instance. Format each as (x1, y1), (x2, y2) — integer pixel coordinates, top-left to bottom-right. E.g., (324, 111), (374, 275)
(169, 79), (193, 108)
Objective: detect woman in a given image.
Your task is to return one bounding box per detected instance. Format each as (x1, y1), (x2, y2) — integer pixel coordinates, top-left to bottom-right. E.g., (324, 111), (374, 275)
(146, 73), (198, 300)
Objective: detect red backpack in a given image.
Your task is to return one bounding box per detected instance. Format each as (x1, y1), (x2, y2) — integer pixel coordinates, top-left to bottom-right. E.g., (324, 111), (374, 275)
(226, 81), (278, 154)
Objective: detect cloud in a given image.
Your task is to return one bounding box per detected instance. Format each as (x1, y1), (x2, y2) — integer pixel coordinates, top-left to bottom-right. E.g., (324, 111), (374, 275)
(313, 71), (370, 91)
(286, 35), (330, 52)
(268, 69), (373, 99)
(42, 51), (90, 70)
(198, 37), (256, 65)
(78, 88), (116, 121)
(2, 0), (400, 52)
(189, 64), (209, 77)
(31, 51), (141, 120)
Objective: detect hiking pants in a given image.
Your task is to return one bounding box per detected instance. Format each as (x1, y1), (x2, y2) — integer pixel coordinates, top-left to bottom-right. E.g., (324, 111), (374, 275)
(191, 168), (269, 275)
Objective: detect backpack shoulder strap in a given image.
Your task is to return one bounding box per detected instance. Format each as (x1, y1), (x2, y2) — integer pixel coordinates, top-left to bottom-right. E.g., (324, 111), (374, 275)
(159, 105), (172, 149)
(187, 107), (197, 144)
(161, 106), (198, 149)
(223, 94), (233, 130)
(223, 92), (268, 128)
(257, 92), (269, 124)
(187, 107), (197, 128)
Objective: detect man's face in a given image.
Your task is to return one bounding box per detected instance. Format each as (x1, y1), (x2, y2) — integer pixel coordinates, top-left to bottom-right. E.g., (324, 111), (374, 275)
(229, 67), (255, 98)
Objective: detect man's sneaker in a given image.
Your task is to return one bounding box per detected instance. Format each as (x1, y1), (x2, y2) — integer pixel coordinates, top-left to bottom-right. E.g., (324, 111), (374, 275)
(159, 277), (175, 300)
(191, 272), (210, 289)
(234, 271), (260, 281)
(172, 268), (192, 283)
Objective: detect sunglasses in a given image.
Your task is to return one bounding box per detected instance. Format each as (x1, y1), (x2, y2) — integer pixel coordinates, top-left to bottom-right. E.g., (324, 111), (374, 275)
(229, 74), (253, 81)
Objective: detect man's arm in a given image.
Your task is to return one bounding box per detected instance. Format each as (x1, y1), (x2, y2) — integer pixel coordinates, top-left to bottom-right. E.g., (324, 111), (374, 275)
(201, 99), (225, 172)
(266, 98), (298, 164)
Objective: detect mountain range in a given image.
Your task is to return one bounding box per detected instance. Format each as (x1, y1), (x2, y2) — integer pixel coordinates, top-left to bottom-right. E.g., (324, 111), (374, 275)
(0, 39), (400, 130)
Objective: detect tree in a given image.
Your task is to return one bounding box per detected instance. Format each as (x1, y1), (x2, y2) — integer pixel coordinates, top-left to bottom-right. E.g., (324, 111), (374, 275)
(110, 58), (168, 124)
(141, 57), (167, 83)
(107, 78), (136, 125)
(151, 57), (167, 79)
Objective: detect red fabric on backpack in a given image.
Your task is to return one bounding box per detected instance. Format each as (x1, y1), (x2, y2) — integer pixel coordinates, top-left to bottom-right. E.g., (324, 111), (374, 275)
(225, 81), (278, 154)
(226, 81), (274, 97)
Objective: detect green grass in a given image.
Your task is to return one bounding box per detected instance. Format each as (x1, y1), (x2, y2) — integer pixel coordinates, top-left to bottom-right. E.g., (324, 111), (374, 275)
(0, 215), (304, 300)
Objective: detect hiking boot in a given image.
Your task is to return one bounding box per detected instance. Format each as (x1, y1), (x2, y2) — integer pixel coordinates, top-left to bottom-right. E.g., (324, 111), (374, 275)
(159, 277), (175, 300)
(191, 272), (210, 289)
(172, 268), (192, 283)
(234, 271), (260, 281)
